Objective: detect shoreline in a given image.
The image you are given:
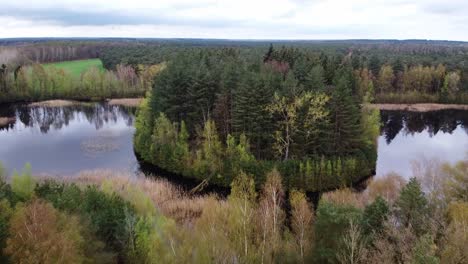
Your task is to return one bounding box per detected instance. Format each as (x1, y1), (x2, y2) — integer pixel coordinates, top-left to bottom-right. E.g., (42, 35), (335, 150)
(24, 98), (143, 108)
(368, 103), (468, 112)
(0, 117), (16, 126)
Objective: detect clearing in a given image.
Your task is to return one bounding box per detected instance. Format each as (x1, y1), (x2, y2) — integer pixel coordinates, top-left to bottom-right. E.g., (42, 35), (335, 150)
(43, 58), (104, 78)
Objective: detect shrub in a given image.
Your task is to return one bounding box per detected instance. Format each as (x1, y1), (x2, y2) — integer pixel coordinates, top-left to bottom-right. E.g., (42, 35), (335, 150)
(11, 163), (35, 201)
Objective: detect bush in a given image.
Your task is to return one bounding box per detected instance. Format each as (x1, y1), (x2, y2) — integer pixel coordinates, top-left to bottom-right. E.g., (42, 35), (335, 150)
(11, 163), (35, 201)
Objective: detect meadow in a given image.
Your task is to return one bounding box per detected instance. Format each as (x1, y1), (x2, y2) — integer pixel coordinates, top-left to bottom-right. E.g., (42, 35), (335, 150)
(42, 58), (104, 78)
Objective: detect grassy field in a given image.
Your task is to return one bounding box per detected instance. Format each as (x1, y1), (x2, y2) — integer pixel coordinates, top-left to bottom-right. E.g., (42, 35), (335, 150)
(43, 58), (104, 78)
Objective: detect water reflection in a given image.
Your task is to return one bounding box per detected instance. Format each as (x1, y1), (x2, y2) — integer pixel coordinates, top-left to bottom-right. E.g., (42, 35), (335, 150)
(1, 104), (135, 132)
(377, 110), (468, 178)
(380, 110), (468, 144)
(0, 103), (137, 175)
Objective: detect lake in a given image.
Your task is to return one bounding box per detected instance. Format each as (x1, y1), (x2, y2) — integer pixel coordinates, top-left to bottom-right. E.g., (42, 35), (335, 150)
(0, 104), (467, 180)
(377, 110), (468, 178)
(0, 103), (138, 175)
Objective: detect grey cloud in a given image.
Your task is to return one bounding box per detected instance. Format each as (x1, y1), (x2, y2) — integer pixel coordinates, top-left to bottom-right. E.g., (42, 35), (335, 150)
(0, 6), (243, 28)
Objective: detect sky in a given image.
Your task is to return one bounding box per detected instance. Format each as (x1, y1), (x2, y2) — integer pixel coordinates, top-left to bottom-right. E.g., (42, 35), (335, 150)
(1, 0), (467, 41)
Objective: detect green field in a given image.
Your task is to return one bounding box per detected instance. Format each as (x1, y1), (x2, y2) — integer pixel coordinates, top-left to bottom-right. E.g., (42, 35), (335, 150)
(43, 58), (104, 78)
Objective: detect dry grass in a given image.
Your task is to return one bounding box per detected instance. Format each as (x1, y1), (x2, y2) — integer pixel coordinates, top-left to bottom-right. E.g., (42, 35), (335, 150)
(322, 172), (408, 208)
(322, 188), (367, 209)
(50, 170), (216, 225)
(0, 117), (16, 126)
(369, 103), (468, 112)
(29, 100), (80, 107)
(107, 98), (143, 107)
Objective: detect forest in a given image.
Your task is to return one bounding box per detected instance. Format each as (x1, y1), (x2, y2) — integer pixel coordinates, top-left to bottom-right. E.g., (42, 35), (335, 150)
(0, 39), (468, 263)
(1, 39), (468, 103)
(133, 47), (381, 191)
(0, 156), (466, 263)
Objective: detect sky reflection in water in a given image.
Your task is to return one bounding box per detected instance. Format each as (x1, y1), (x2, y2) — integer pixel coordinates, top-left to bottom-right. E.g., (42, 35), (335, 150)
(0, 103), (137, 175)
(377, 110), (468, 179)
(0, 105), (467, 179)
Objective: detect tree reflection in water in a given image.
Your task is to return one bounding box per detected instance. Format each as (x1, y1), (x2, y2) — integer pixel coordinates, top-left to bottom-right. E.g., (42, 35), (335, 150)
(380, 110), (468, 144)
(0, 103), (136, 132)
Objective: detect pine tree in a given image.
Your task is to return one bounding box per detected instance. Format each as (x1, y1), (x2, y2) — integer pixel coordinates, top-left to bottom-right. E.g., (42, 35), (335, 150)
(361, 196), (389, 237)
(396, 177), (429, 236)
(304, 65), (325, 91)
(328, 67), (362, 155)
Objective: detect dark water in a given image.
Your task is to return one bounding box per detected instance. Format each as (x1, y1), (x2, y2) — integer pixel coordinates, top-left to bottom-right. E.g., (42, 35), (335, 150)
(377, 110), (468, 179)
(1, 104), (467, 180)
(0, 103), (138, 175)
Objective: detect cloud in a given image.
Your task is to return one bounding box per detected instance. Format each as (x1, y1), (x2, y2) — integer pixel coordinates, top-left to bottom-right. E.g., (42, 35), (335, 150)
(0, 0), (467, 40)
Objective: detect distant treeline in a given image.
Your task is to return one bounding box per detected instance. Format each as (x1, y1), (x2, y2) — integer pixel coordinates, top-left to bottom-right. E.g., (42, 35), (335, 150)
(96, 40), (468, 102)
(1, 39), (468, 103)
(0, 42), (110, 65)
(0, 62), (164, 103)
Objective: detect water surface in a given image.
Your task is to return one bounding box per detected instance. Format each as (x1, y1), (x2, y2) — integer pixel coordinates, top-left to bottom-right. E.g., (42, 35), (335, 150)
(1, 104), (467, 180)
(0, 103), (137, 175)
(377, 110), (468, 179)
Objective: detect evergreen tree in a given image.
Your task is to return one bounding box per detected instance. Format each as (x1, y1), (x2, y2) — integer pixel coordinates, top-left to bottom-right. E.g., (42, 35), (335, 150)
(361, 196), (389, 237)
(304, 65), (325, 91)
(328, 68), (362, 155)
(396, 178), (429, 236)
(369, 55), (381, 78)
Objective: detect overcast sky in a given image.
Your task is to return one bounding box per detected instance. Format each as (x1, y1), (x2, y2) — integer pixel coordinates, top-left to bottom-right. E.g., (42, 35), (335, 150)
(1, 0), (467, 40)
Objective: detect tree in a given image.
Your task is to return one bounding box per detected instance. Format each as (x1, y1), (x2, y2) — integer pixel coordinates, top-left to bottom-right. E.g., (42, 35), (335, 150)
(263, 43), (274, 63)
(5, 199), (85, 264)
(304, 65), (325, 91)
(411, 234), (439, 264)
(290, 189), (314, 263)
(328, 69), (362, 155)
(11, 163), (35, 201)
(337, 219), (367, 264)
(377, 65), (395, 94)
(150, 113), (178, 169)
(395, 177), (429, 235)
(0, 199), (13, 263)
(194, 120), (224, 181)
(133, 97), (154, 161)
(443, 72), (461, 96)
(368, 55), (381, 78)
(361, 196), (389, 238)
(258, 169), (285, 262)
(267, 93), (300, 160)
(314, 201), (363, 263)
(442, 159), (468, 202)
(441, 202), (468, 264)
(229, 171), (257, 260)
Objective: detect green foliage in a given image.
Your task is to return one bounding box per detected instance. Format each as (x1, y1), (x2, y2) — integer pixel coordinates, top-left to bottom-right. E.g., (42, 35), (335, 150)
(396, 177), (429, 236)
(35, 180), (135, 256)
(0, 59), (151, 103)
(314, 201), (363, 263)
(328, 68), (363, 155)
(0, 199), (13, 263)
(194, 120), (224, 179)
(43, 59), (104, 78)
(11, 163), (35, 201)
(443, 160), (468, 202)
(361, 196), (389, 237)
(136, 49), (377, 192)
(411, 234), (440, 264)
(81, 186), (133, 252)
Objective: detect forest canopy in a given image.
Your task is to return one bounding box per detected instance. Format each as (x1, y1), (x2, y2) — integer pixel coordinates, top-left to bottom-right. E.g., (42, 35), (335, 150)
(134, 46), (381, 191)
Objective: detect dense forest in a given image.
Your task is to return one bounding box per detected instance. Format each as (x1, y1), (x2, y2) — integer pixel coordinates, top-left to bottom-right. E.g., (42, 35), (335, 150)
(133, 47), (380, 191)
(0, 156), (466, 263)
(1, 39), (468, 103)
